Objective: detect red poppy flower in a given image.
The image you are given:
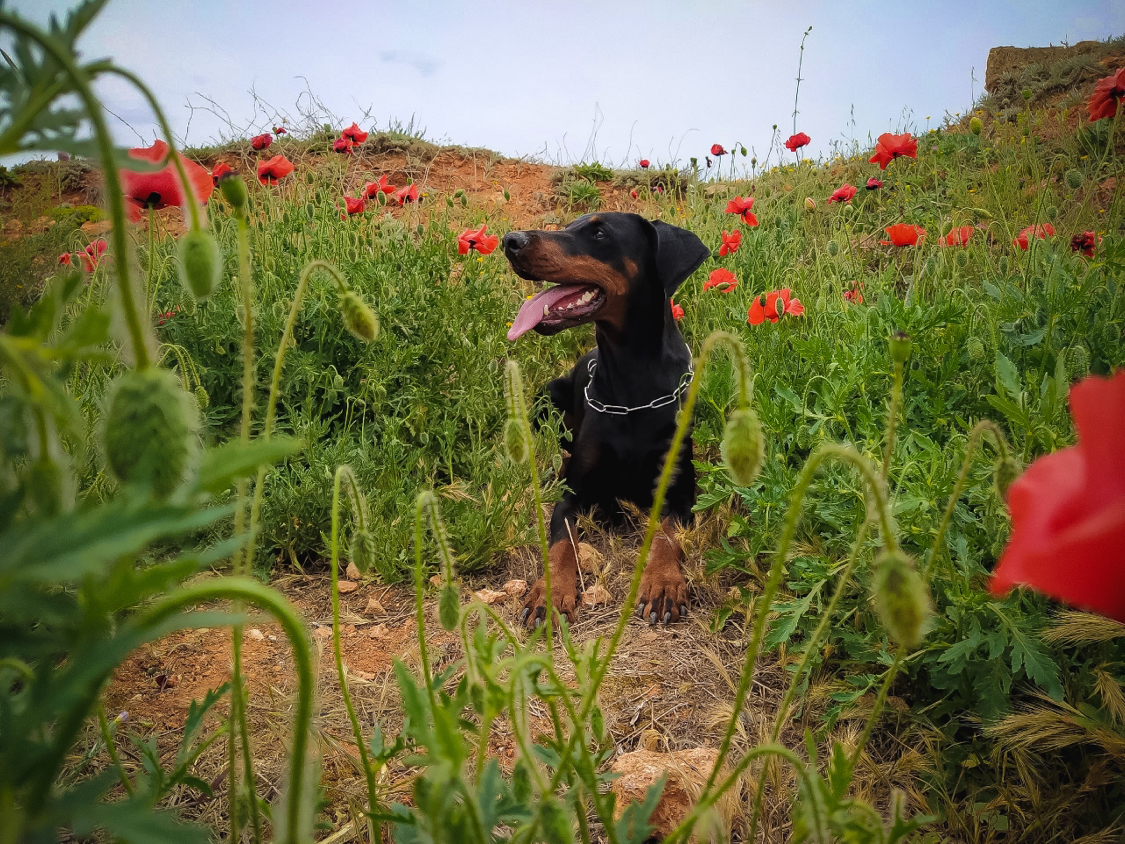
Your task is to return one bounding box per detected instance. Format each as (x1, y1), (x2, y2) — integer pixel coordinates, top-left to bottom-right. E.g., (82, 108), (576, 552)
(654, 185), (663, 195)
(879, 223), (926, 247)
(703, 268), (738, 293)
(630, 189), (638, 199)
(748, 289), (803, 325)
(869, 132), (918, 170)
(866, 177), (883, 190)
(394, 184), (419, 205)
(119, 140), (214, 222)
(457, 224), (499, 255)
(828, 184), (857, 204)
(333, 137), (354, 154)
(785, 132), (811, 152)
(939, 225), (974, 247)
(1013, 222), (1054, 250)
(58, 252), (73, 266)
(342, 195), (366, 216)
(717, 230), (742, 257)
(341, 122), (369, 144)
(211, 162), (233, 187)
(251, 133), (272, 151)
(990, 371), (1125, 622)
(1070, 231), (1101, 258)
(670, 300), (684, 321)
(1088, 67), (1125, 122)
(273, 126), (287, 135)
(843, 281), (864, 304)
(79, 238), (107, 272)
(711, 144), (727, 156)
(363, 175), (396, 198)
(257, 154), (295, 185)
(639, 159), (650, 169)
(724, 195), (758, 227)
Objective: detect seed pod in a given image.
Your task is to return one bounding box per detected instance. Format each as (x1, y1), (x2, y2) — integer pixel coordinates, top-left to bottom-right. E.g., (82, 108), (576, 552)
(826, 240), (839, 256)
(339, 290), (379, 343)
(177, 228), (221, 301)
(1069, 344), (1090, 380)
(721, 408), (765, 487)
(194, 384), (210, 409)
(1046, 205), (1058, 221)
(993, 456), (1022, 500)
(889, 331), (912, 365)
(104, 366), (200, 499)
(349, 529), (376, 575)
(1065, 169), (1083, 190)
(438, 583), (459, 631)
(872, 549), (931, 649)
(219, 174), (249, 217)
(966, 336), (985, 361)
(969, 116), (983, 136)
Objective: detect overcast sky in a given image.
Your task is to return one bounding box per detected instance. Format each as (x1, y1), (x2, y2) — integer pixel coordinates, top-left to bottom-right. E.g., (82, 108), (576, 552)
(14, 0), (1125, 169)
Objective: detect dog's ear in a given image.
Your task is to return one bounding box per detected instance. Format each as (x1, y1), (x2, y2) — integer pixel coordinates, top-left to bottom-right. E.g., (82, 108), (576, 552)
(652, 220), (710, 297)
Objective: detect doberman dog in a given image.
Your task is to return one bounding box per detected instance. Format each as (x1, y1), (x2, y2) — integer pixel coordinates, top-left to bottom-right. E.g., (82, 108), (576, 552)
(503, 212), (710, 629)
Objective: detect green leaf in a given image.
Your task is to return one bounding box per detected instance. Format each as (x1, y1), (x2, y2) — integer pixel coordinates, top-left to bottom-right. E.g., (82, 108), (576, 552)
(994, 352), (1022, 402)
(193, 437), (303, 495)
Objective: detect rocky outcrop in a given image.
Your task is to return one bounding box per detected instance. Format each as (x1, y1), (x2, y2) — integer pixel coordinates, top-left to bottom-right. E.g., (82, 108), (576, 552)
(985, 41), (1102, 92)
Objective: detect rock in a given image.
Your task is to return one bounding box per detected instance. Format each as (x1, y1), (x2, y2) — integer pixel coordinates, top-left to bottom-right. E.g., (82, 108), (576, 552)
(577, 542), (604, 574)
(337, 580), (358, 594)
(365, 597), (386, 616)
(502, 579), (528, 597)
(246, 627), (265, 641)
(80, 219), (112, 236)
(429, 574), (443, 588)
(346, 562), (362, 581)
(581, 583), (612, 607)
(985, 41), (1101, 93)
(312, 626), (332, 640)
(609, 748), (735, 842)
(474, 588), (508, 605)
(368, 623), (389, 640)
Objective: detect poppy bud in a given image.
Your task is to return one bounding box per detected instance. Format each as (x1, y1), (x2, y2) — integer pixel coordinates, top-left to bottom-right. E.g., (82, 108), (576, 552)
(1068, 344), (1090, 380)
(177, 228), (221, 301)
(438, 582), (460, 631)
(690, 157), (698, 168)
(956, 252), (969, 268)
(993, 455), (1022, 500)
(503, 188), (511, 201)
(1022, 89), (1033, 101)
(194, 384), (210, 409)
(349, 529), (376, 575)
(460, 193), (468, 207)
(104, 367), (200, 499)
(1065, 169), (1083, 189)
(940, 220), (954, 238)
(333, 373), (344, 389)
(503, 417), (530, 465)
(967, 336), (985, 361)
(872, 549), (931, 649)
(306, 171), (315, 185)
(741, 145), (747, 156)
(889, 331), (912, 365)
(999, 256), (1010, 275)
(969, 117), (983, 136)
(826, 240), (839, 256)
(804, 197), (816, 212)
(1046, 206), (1058, 221)
(219, 174), (249, 217)
(339, 290), (379, 343)
(721, 408), (765, 487)
(446, 196), (454, 208)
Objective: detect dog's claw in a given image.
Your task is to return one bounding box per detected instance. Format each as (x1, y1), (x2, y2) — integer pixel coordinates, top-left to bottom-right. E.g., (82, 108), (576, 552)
(649, 611), (657, 626)
(534, 616), (542, 629)
(663, 611), (672, 625)
(680, 604), (688, 618)
(521, 607), (530, 623)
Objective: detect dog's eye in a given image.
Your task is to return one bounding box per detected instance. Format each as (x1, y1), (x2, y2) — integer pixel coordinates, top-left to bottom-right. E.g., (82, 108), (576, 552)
(592, 228), (606, 240)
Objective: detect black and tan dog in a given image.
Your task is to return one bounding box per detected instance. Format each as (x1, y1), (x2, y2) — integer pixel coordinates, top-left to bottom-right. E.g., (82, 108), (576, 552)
(503, 212), (709, 628)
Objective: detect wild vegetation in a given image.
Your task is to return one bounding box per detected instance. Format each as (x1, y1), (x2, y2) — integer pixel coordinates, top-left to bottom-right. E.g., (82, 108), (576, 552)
(2, 2), (1124, 842)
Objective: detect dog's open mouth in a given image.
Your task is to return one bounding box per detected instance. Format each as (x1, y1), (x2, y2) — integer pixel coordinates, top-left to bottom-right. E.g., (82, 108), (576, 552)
(507, 283), (606, 340)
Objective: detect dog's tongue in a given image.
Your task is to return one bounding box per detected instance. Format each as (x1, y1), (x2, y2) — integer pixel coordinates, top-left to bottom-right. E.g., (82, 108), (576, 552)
(508, 285), (584, 341)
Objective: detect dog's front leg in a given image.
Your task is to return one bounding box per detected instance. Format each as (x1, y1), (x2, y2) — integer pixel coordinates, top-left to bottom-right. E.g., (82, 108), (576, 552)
(637, 518), (689, 625)
(521, 494), (583, 629)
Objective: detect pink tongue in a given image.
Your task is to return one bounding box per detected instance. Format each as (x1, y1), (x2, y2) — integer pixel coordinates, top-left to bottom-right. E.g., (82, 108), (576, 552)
(508, 285), (586, 341)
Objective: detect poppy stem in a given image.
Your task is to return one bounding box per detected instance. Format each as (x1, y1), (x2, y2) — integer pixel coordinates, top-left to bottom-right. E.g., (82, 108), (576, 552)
(881, 358), (905, 482)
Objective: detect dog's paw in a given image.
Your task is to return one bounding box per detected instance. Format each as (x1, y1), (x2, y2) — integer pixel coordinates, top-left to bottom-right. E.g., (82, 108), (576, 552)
(520, 575), (580, 630)
(636, 562), (689, 626)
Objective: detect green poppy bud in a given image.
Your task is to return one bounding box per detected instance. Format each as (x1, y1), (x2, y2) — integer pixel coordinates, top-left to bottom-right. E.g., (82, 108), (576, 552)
(1022, 89), (1033, 102)
(804, 197), (816, 212)
(446, 195), (454, 208)
(349, 529), (376, 575)
(438, 582), (460, 631)
(219, 174), (249, 217)
(104, 367), (200, 499)
(333, 372), (345, 389)
(826, 240), (839, 256)
(721, 408), (765, 487)
(993, 456), (1022, 500)
(177, 228), (221, 301)
(956, 252), (969, 268)
(194, 384), (210, 409)
(339, 290), (379, 343)
(502, 360), (531, 463)
(872, 549), (931, 649)
(503, 188), (511, 201)
(1046, 206), (1058, 221)
(889, 331), (912, 365)
(306, 171), (316, 185)
(741, 145), (748, 156)
(503, 417), (530, 464)
(969, 116), (983, 136)
(460, 193), (468, 207)
(940, 220), (954, 237)
(966, 336), (985, 361)
(1069, 344), (1090, 380)
(1065, 169), (1083, 190)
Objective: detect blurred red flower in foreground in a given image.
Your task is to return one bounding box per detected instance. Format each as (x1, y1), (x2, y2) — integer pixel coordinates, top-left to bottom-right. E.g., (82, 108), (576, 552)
(333, 137), (354, 154)
(703, 268), (738, 293)
(670, 300), (684, 321)
(843, 281), (864, 304)
(711, 144), (726, 156)
(866, 177), (883, 190)
(1070, 231), (1101, 258)
(364, 175), (396, 198)
(639, 159), (650, 169)
(990, 371), (1125, 622)
(1088, 67), (1125, 122)
(1013, 223), (1054, 250)
(211, 162), (233, 187)
(725, 195), (758, 227)
(79, 238), (107, 272)
(58, 252), (72, 266)
(273, 126), (287, 135)
(251, 133), (272, 151)
(828, 184), (857, 204)
(748, 289), (803, 325)
(629, 189), (638, 199)
(457, 224), (499, 255)
(120, 140), (214, 221)
(342, 196), (366, 217)
(395, 184), (419, 204)
(342, 122), (369, 144)
(869, 132), (918, 169)
(880, 223), (926, 247)
(785, 132), (811, 152)
(939, 225), (974, 247)
(717, 230), (742, 257)
(257, 155), (295, 185)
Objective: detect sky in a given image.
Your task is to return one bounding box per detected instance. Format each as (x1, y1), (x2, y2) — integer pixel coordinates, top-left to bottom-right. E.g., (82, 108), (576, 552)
(13, 0), (1125, 170)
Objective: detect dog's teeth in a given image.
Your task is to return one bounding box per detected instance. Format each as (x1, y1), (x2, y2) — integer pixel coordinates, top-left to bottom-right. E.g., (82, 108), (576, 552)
(543, 304), (550, 317)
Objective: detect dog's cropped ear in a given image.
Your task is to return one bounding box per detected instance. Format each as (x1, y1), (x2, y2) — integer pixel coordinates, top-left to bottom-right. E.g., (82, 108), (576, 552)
(652, 220), (710, 297)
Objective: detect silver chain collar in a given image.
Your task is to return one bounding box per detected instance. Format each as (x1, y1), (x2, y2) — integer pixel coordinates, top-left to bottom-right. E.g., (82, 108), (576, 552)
(583, 346), (694, 416)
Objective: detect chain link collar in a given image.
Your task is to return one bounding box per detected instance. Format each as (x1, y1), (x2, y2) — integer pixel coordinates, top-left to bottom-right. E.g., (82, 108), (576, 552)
(584, 346), (694, 416)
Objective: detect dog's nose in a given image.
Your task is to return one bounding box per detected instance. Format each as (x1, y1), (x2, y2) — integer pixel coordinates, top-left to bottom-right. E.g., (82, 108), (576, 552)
(503, 231), (529, 254)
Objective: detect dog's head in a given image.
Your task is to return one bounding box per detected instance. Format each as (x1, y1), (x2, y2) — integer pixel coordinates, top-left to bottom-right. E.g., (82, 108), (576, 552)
(503, 213), (709, 340)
